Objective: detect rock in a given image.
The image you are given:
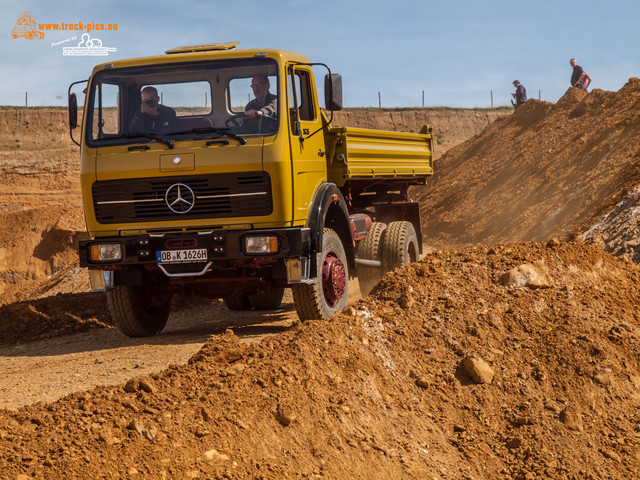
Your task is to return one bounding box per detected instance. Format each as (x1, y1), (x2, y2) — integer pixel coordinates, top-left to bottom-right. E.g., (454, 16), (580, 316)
(124, 379), (138, 393)
(127, 419), (157, 440)
(593, 372), (612, 386)
(546, 238), (561, 248)
(201, 408), (213, 422)
(122, 401), (139, 413)
(204, 449), (230, 462)
(415, 377), (430, 389)
(139, 379), (157, 394)
(512, 416), (535, 426)
(398, 294), (415, 309)
(275, 404), (295, 426)
(600, 448), (621, 462)
(506, 437), (523, 449)
(560, 407), (584, 432)
(127, 419), (144, 433)
(500, 264), (549, 289)
(344, 306), (357, 316)
(462, 355), (495, 384)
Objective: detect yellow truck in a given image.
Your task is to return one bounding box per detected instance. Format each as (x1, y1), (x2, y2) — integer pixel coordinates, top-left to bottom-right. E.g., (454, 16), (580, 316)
(68, 42), (434, 337)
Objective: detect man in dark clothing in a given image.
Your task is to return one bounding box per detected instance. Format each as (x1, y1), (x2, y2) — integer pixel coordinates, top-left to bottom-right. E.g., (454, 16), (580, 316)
(129, 86), (177, 134)
(512, 80), (527, 108)
(243, 74), (277, 132)
(570, 58), (586, 89)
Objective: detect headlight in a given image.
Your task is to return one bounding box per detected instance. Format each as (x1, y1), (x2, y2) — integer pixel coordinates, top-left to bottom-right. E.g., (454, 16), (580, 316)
(89, 243), (123, 262)
(244, 236), (279, 254)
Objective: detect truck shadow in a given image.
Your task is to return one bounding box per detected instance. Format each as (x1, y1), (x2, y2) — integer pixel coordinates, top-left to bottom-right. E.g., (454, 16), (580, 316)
(0, 292), (298, 358)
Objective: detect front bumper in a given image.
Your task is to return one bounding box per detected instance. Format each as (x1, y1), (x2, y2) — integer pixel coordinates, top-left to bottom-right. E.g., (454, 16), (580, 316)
(79, 227), (311, 277)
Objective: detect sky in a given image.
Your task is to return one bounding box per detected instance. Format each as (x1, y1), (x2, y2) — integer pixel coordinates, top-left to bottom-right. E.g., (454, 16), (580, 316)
(2, 0), (639, 108)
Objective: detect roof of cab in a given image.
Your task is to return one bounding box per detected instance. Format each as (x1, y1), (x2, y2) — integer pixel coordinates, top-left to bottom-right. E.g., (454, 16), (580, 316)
(91, 42), (311, 74)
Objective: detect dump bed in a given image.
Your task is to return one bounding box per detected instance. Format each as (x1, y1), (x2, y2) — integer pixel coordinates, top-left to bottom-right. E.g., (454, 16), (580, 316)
(325, 125), (434, 187)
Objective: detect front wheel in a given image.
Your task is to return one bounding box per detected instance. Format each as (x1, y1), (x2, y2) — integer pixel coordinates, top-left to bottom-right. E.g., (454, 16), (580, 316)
(249, 289), (285, 310)
(106, 284), (172, 337)
(223, 296), (252, 311)
(292, 229), (349, 320)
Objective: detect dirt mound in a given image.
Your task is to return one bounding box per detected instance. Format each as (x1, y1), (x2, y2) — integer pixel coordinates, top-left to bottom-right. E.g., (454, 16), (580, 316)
(0, 206), (87, 305)
(416, 80), (640, 249)
(1, 240), (639, 479)
(0, 292), (110, 346)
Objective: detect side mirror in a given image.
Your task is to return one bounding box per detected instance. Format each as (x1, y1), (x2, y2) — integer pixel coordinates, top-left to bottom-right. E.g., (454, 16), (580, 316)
(324, 73), (342, 111)
(68, 93), (78, 129)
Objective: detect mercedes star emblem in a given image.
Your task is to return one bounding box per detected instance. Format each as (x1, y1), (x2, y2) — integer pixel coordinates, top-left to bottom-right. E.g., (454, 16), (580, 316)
(165, 183), (195, 214)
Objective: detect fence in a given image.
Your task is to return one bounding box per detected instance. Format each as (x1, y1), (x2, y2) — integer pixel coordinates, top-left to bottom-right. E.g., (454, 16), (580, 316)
(1, 89), (547, 109)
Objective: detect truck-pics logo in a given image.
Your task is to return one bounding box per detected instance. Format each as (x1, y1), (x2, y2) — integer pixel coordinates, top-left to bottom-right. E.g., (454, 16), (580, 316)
(11, 11), (118, 41)
(11, 12), (44, 39)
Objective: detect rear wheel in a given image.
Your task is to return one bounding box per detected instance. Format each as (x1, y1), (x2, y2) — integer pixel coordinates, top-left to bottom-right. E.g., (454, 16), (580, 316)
(356, 222), (386, 296)
(381, 221), (419, 272)
(223, 296), (252, 311)
(292, 228), (349, 320)
(107, 284), (171, 337)
(249, 289), (285, 310)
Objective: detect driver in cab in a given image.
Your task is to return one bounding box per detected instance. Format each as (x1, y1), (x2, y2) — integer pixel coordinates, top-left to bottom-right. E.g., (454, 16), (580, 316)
(243, 74), (277, 130)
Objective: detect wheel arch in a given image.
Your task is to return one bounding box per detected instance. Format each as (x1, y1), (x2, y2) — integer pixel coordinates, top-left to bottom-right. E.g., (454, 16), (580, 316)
(306, 182), (355, 276)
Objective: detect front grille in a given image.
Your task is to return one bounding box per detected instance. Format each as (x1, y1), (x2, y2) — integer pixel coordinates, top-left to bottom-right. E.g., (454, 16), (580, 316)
(93, 172), (273, 224)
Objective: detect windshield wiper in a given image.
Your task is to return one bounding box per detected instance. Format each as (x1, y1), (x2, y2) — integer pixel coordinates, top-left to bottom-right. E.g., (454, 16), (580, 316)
(109, 132), (175, 149)
(173, 126), (246, 146)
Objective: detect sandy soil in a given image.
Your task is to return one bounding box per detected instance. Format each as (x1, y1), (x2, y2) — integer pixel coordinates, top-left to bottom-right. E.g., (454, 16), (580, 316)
(2, 95), (640, 479)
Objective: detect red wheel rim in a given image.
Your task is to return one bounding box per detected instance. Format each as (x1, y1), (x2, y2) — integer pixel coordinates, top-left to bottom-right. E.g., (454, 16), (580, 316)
(322, 251), (346, 307)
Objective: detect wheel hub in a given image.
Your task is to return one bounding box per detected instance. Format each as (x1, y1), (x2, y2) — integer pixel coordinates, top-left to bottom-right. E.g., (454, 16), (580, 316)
(322, 251), (346, 307)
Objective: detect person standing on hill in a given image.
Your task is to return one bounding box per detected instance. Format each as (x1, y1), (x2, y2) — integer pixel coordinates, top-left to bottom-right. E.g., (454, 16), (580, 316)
(511, 80), (527, 109)
(570, 58), (588, 90)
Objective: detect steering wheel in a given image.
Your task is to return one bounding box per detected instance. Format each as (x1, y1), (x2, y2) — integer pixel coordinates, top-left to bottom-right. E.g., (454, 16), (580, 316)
(225, 113), (245, 128)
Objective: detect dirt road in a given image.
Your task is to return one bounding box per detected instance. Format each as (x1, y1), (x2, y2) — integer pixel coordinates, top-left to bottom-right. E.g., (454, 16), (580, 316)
(0, 294), (298, 409)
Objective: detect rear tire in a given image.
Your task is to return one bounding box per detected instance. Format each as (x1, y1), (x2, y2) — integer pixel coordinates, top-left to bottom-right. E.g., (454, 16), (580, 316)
(249, 289), (285, 310)
(356, 222), (386, 296)
(223, 296), (252, 311)
(381, 221), (419, 272)
(292, 228), (349, 320)
(107, 284), (171, 337)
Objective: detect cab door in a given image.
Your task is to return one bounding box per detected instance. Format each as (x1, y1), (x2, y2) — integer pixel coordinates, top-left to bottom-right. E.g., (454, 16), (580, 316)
(287, 66), (327, 223)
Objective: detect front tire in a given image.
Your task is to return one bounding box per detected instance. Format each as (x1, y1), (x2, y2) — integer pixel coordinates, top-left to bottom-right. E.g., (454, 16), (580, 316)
(107, 284), (171, 337)
(223, 296), (252, 311)
(249, 289), (285, 310)
(292, 229), (349, 320)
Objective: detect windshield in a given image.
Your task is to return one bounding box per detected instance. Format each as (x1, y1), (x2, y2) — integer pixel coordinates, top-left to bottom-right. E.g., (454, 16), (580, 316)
(86, 58), (279, 147)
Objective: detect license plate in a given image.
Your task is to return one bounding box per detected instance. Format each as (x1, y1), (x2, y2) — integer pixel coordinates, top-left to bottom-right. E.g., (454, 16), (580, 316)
(157, 248), (208, 263)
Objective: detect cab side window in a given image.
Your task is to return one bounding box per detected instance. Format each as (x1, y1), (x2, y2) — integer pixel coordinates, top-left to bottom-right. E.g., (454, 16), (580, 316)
(288, 69), (315, 122)
(92, 82), (121, 140)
